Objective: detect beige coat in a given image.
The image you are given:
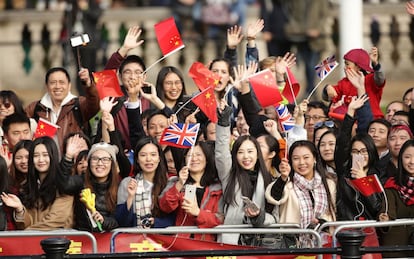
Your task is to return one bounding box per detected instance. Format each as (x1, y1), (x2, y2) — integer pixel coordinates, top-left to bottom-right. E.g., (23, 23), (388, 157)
(15, 193), (74, 230)
(265, 178), (336, 227)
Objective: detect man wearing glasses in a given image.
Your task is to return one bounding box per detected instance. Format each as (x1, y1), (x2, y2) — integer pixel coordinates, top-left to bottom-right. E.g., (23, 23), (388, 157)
(304, 101), (329, 141)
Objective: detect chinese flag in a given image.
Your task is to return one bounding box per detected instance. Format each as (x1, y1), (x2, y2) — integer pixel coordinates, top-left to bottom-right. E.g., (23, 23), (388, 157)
(188, 62), (220, 91)
(348, 174), (384, 196)
(248, 69), (283, 107)
(92, 70), (123, 100)
(34, 118), (59, 139)
(191, 87), (218, 123)
(281, 68), (300, 104)
(154, 17), (185, 57)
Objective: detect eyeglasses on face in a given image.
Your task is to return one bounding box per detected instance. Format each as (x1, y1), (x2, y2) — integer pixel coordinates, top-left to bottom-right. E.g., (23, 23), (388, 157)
(0, 102), (11, 109)
(305, 115), (326, 121)
(164, 80), (182, 87)
(122, 69), (144, 77)
(314, 120), (335, 129)
(90, 156), (112, 164)
(351, 148), (368, 156)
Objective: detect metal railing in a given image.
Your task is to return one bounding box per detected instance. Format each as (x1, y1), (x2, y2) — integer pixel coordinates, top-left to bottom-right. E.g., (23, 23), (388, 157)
(0, 229), (98, 253)
(2, 220), (414, 258)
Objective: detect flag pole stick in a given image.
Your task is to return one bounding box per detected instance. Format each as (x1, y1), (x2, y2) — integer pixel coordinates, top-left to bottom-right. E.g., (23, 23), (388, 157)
(284, 131), (289, 159)
(76, 47), (82, 71)
(186, 144), (195, 168)
(223, 85), (234, 100)
(285, 70), (297, 106)
(144, 46), (185, 74)
(143, 55), (168, 74)
(306, 64), (338, 100)
(174, 87), (210, 116)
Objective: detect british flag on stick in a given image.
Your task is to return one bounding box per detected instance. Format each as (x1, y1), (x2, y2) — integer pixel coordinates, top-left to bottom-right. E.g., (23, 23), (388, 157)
(314, 55), (338, 80)
(159, 123), (200, 149)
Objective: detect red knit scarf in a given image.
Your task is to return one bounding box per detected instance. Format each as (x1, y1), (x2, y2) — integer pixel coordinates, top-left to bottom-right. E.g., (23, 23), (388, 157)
(384, 177), (414, 206)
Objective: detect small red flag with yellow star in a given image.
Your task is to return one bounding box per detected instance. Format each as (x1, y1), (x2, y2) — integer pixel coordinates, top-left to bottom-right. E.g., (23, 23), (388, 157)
(92, 70), (123, 100)
(248, 69), (283, 107)
(34, 118), (59, 139)
(348, 174), (384, 196)
(154, 17), (185, 57)
(188, 62), (221, 91)
(191, 87), (217, 123)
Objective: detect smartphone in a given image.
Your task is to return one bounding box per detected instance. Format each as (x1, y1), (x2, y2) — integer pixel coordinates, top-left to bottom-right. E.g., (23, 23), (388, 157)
(184, 184), (196, 201)
(241, 196), (259, 211)
(142, 84), (152, 94)
(352, 153), (364, 171)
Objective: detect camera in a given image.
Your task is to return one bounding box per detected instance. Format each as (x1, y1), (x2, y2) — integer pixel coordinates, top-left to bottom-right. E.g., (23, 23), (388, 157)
(140, 214), (153, 228)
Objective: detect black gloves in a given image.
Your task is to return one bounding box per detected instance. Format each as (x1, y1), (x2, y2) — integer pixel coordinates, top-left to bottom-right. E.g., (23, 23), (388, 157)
(217, 106), (232, 127)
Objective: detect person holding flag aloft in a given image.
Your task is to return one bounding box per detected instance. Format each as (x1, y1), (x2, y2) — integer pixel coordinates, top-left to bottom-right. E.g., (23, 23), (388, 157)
(323, 47), (386, 119)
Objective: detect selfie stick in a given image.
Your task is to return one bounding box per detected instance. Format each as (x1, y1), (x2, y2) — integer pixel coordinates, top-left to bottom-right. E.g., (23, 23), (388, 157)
(70, 33), (90, 71)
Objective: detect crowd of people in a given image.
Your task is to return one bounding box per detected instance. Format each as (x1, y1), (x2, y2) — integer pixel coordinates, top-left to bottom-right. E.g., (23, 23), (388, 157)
(1, 2), (414, 258)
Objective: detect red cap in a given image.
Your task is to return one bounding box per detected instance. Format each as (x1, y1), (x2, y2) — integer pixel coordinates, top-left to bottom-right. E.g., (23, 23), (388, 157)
(343, 49), (374, 72)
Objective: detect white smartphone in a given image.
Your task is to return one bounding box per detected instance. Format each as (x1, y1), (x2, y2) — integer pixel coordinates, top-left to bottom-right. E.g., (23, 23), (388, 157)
(184, 184), (196, 201)
(241, 196), (259, 211)
(352, 153), (364, 171)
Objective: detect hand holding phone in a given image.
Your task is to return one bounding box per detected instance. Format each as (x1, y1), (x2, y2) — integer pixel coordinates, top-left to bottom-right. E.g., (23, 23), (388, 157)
(352, 153), (364, 171)
(184, 184), (196, 201)
(241, 196), (259, 211)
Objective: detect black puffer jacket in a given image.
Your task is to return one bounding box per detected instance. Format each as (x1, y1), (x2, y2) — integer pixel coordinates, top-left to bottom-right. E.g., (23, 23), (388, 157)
(335, 114), (382, 221)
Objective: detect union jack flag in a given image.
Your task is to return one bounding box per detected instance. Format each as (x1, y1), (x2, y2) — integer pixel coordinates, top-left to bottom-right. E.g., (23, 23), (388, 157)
(159, 123), (200, 148)
(276, 104), (295, 132)
(314, 55), (338, 80)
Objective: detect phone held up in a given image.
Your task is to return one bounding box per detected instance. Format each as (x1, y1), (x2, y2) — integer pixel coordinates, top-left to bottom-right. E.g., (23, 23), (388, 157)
(142, 83), (152, 94)
(184, 184), (196, 201)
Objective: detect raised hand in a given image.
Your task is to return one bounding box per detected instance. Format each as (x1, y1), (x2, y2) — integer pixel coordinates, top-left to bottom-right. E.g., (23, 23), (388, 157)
(407, 1), (414, 16)
(263, 119), (282, 140)
(65, 134), (87, 160)
(369, 46), (379, 66)
(123, 26), (144, 50)
(227, 25), (243, 49)
(246, 19), (264, 40)
(177, 166), (189, 190)
(100, 96), (117, 113)
(348, 94), (369, 114)
(101, 111), (115, 131)
(119, 26), (144, 57)
(78, 68), (92, 87)
(278, 158), (291, 181)
(185, 108), (200, 124)
(275, 52), (296, 78)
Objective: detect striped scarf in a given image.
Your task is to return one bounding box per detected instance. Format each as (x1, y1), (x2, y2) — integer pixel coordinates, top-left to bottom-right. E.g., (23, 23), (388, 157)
(135, 175), (153, 226)
(293, 172), (328, 229)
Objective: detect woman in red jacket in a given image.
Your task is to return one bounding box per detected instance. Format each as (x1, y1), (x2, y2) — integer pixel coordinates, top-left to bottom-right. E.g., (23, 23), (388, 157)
(159, 141), (223, 241)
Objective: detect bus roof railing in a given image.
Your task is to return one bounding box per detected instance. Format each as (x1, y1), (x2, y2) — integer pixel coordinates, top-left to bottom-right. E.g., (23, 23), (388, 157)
(110, 226), (323, 259)
(0, 229), (98, 253)
(318, 220), (377, 233)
